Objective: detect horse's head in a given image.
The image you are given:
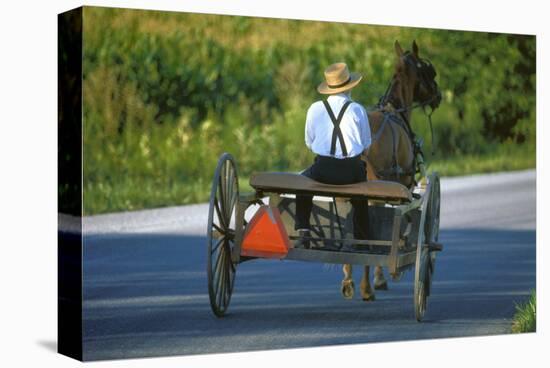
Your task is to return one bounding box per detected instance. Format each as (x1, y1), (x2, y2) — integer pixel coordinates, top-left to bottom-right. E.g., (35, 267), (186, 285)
(393, 40), (442, 111)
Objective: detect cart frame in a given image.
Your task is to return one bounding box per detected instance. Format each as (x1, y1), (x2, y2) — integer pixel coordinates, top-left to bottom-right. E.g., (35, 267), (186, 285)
(206, 152), (441, 321)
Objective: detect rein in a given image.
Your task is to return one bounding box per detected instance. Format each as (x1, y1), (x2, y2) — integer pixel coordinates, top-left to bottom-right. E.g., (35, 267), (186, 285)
(375, 69), (439, 156)
(366, 54), (439, 185)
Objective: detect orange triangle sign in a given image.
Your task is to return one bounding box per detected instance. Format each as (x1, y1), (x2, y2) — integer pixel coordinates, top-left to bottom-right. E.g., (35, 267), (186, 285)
(241, 205), (290, 259)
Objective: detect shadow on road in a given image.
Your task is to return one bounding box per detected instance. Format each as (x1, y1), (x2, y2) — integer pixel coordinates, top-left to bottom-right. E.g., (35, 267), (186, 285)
(81, 227), (535, 360)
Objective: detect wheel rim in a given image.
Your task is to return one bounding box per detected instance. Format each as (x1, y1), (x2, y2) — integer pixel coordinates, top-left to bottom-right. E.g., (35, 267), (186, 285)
(207, 154), (239, 317)
(425, 174), (440, 244)
(415, 175), (439, 322)
(417, 284), (426, 318)
(415, 249), (430, 321)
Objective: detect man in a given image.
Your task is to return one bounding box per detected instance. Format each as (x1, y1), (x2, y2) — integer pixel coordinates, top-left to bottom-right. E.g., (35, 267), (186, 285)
(295, 62), (371, 247)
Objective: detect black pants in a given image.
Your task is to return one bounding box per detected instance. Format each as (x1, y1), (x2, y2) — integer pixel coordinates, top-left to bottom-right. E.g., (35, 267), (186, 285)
(295, 155), (369, 240)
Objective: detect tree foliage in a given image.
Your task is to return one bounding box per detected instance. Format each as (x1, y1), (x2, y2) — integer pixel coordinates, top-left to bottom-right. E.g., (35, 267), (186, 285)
(80, 7), (535, 214)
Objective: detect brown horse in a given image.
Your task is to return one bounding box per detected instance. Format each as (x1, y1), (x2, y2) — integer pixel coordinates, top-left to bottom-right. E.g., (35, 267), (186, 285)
(341, 40), (442, 301)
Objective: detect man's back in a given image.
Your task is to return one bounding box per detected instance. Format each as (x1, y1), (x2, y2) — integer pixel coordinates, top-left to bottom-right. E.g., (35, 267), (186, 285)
(305, 93), (371, 159)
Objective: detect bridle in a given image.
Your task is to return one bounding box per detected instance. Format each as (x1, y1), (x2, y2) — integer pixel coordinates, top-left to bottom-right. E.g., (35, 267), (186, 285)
(377, 51), (441, 155)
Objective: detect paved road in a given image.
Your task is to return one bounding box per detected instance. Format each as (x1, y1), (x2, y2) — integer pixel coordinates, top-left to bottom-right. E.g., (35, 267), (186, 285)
(82, 170), (536, 361)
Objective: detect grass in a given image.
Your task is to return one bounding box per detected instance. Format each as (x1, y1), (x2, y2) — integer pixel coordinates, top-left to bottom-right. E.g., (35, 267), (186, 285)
(83, 146), (535, 215)
(78, 8), (535, 216)
(511, 291), (536, 333)
(429, 145), (535, 177)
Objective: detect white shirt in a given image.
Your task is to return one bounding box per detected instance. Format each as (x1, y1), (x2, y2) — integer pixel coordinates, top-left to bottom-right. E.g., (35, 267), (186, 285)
(305, 93), (371, 159)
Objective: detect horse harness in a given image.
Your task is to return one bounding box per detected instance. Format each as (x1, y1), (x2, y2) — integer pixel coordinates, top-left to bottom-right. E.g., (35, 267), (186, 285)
(367, 108), (421, 185)
(366, 51), (440, 186)
(321, 99), (420, 185)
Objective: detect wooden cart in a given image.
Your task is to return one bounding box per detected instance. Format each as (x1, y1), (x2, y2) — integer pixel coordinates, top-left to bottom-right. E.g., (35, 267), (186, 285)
(206, 152), (442, 321)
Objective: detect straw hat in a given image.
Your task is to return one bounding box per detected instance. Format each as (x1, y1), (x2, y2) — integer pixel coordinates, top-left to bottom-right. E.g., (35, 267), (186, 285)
(317, 62), (362, 94)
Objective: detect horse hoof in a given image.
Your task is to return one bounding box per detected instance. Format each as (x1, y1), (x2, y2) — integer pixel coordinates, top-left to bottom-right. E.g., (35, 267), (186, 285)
(374, 281), (388, 291)
(341, 280), (355, 300)
(362, 294), (376, 302)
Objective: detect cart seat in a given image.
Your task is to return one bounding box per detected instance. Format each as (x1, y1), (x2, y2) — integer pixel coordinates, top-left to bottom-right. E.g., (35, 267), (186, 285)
(250, 172), (412, 202)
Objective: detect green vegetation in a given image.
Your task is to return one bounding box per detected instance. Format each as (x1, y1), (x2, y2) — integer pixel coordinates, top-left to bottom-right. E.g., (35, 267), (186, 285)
(511, 291), (536, 333)
(80, 7), (535, 215)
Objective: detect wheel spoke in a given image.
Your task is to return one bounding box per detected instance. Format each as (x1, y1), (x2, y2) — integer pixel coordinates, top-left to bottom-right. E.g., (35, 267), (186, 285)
(214, 245), (224, 274)
(213, 243), (225, 296)
(223, 251), (232, 307)
(214, 198), (227, 229)
(212, 222), (224, 236)
(218, 174), (227, 224)
(217, 162), (237, 231)
(228, 178), (238, 225)
(216, 248), (227, 309)
(221, 163), (231, 221)
(214, 254), (225, 306)
(227, 240), (236, 273)
(225, 168), (234, 221)
(211, 236), (225, 255)
(228, 164), (235, 196)
(224, 162), (230, 209)
(220, 163), (226, 213)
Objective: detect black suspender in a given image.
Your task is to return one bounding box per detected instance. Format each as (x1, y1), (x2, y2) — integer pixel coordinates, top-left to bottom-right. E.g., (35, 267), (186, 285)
(322, 100), (352, 157)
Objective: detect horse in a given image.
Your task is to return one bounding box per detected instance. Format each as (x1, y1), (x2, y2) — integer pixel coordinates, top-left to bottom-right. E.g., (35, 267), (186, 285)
(341, 40), (442, 301)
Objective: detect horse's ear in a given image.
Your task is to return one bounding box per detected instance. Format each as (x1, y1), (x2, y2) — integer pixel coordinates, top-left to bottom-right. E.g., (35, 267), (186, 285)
(412, 40), (419, 58)
(394, 40), (404, 58)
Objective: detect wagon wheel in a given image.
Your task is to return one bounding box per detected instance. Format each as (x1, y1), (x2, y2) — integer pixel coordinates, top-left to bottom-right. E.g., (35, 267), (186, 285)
(414, 173), (440, 321)
(207, 153), (239, 317)
(425, 173), (440, 244)
(425, 173), (440, 275)
(415, 248), (431, 321)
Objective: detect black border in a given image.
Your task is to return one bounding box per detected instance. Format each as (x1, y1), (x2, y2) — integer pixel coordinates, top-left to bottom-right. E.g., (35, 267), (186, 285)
(57, 6), (83, 361)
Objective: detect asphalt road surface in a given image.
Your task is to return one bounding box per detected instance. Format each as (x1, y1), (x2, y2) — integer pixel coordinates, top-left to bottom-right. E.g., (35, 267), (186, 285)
(82, 170), (536, 361)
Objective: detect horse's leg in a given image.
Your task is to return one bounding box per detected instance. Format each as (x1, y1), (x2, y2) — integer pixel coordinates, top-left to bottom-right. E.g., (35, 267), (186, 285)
(373, 266), (388, 290)
(341, 264), (355, 299)
(360, 265), (375, 301)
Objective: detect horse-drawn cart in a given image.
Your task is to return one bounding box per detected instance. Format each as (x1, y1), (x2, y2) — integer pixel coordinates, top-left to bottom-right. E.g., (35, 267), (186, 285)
(206, 151), (442, 322)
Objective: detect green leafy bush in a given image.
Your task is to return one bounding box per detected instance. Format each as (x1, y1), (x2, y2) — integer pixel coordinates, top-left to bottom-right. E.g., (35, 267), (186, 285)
(80, 7), (535, 214)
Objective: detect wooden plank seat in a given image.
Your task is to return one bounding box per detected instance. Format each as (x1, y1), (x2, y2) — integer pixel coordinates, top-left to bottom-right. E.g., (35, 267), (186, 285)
(249, 172), (412, 202)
